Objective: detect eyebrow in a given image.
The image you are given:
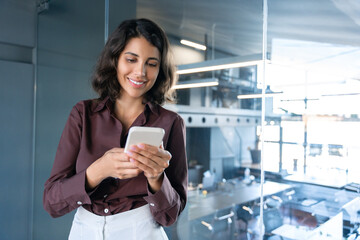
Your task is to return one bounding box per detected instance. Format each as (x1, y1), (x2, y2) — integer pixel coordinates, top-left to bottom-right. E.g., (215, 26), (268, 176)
(124, 52), (160, 62)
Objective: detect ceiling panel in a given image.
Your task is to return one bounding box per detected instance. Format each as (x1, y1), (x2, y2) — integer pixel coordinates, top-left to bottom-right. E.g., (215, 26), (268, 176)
(137, 0), (360, 57)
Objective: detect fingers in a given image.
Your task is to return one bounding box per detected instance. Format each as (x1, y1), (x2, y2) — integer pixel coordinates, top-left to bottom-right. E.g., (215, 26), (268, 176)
(103, 151), (134, 168)
(106, 147), (124, 154)
(101, 145), (172, 180)
(112, 161), (143, 179)
(115, 168), (143, 179)
(131, 160), (164, 179)
(128, 144), (171, 166)
(126, 144), (172, 179)
(101, 148), (143, 179)
(140, 144), (172, 162)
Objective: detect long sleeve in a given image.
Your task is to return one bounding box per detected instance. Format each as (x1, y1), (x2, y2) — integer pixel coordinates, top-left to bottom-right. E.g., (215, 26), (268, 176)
(43, 99), (187, 220)
(43, 105), (91, 218)
(143, 115), (188, 226)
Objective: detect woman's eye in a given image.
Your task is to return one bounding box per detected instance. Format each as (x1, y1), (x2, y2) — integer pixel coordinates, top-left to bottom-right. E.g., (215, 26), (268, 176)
(126, 58), (136, 63)
(148, 62), (158, 67)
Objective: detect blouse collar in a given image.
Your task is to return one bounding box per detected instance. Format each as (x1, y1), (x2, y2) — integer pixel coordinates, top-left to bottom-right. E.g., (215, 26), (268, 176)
(92, 96), (160, 116)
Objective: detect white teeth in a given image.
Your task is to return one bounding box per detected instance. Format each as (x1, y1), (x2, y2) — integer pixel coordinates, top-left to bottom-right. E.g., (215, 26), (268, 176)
(129, 79), (144, 85)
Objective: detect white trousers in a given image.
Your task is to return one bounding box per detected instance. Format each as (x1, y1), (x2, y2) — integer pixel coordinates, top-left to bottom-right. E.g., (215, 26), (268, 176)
(68, 204), (168, 240)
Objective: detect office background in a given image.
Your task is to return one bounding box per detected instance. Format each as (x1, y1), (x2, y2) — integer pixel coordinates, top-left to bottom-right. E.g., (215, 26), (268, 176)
(1, 0), (360, 239)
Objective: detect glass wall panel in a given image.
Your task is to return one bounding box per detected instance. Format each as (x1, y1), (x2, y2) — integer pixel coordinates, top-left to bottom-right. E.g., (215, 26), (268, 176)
(34, 2), (106, 239)
(263, 142), (280, 172)
(281, 121), (304, 143)
(29, 0), (360, 239)
(137, 1), (275, 239)
(265, 0), (360, 239)
(34, 1), (136, 239)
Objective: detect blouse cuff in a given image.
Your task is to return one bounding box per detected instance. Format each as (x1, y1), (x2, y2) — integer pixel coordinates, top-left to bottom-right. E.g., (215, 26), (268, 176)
(144, 172), (177, 212)
(60, 170), (92, 208)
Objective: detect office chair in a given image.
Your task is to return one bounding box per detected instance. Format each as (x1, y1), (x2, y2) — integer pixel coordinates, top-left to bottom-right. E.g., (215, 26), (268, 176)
(235, 205), (254, 240)
(191, 207), (237, 240)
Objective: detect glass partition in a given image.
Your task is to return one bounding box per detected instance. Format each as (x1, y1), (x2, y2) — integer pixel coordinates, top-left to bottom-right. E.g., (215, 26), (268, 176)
(34, 2), (106, 239)
(264, 0), (360, 239)
(31, 0), (360, 239)
(138, 1), (272, 239)
(34, 1), (136, 239)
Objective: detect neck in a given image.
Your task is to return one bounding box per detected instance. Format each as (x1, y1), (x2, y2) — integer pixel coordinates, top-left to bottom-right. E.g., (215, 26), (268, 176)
(114, 96), (145, 130)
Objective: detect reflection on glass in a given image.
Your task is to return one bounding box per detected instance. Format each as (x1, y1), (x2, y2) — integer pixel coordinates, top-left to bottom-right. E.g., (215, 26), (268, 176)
(176, 65), (260, 109)
(263, 142), (280, 172)
(137, 0), (360, 239)
(264, 0), (360, 239)
(138, 0), (267, 239)
(265, 40), (360, 181)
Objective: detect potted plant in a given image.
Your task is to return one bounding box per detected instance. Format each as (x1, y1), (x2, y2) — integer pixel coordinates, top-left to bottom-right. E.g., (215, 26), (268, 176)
(248, 137), (261, 164)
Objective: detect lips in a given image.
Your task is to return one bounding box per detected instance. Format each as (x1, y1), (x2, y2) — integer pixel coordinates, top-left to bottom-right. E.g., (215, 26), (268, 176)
(128, 77), (146, 87)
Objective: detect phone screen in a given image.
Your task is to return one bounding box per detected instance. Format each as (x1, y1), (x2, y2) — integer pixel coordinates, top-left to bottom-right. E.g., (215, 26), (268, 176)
(124, 126), (165, 152)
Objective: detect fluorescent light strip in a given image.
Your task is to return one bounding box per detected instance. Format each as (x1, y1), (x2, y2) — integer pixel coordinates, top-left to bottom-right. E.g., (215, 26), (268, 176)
(237, 92), (282, 99)
(172, 81), (219, 90)
(180, 39), (207, 51)
(177, 60), (261, 75)
(321, 92), (360, 97)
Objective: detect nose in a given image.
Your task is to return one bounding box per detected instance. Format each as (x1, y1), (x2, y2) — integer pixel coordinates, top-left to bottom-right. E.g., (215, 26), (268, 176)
(135, 62), (146, 77)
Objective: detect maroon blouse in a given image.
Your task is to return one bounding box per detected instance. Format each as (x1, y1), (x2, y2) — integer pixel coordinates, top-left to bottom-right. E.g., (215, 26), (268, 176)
(43, 97), (188, 226)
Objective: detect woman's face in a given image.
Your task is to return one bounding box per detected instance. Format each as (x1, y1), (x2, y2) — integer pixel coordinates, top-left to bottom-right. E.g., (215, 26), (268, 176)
(117, 37), (161, 102)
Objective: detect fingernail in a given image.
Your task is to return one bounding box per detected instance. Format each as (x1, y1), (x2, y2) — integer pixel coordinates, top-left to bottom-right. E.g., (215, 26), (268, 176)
(127, 151), (133, 156)
(130, 146), (137, 151)
(137, 144), (145, 149)
(130, 158), (135, 162)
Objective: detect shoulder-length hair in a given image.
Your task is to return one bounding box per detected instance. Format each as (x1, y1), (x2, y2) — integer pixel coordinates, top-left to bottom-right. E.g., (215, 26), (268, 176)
(91, 18), (177, 105)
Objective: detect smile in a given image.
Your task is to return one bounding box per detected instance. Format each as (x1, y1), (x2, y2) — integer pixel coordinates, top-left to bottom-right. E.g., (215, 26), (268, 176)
(129, 78), (145, 86)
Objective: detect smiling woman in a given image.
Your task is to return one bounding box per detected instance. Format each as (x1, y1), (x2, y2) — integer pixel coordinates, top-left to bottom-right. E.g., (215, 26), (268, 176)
(43, 18), (187, 240)
(116, 37), (161, 101)
(91, 19), (177, 105)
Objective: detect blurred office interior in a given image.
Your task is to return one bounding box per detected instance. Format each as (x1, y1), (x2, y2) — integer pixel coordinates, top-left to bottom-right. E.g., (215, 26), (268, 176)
(1, 0), (360, 239)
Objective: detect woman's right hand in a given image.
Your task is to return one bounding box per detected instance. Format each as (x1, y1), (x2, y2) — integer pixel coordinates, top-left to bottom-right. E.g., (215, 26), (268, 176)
(85, 148), (143, 190)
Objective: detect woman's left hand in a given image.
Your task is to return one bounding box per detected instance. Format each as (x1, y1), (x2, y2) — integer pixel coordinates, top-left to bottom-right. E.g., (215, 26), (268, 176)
(126, 143), (172, 192)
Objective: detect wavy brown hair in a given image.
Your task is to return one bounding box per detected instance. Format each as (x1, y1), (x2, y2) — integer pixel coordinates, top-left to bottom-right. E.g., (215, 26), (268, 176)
(92, 18), (177, 105)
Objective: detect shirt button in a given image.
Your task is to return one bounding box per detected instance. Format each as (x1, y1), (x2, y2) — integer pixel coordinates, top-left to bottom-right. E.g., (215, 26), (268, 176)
(103, 194), (108, 198)
(77, 201), (82, 205)
(150, 203), (155, 207)
(104, 208), (109, 214)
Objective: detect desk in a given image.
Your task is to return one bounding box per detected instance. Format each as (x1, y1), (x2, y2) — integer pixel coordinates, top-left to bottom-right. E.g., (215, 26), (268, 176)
(284, 172), (348, 189)
(171, 181), (292, 240)
(241, 162), (261, 169)
(187, 181), (292, 221)
(272, 212), (343, 240)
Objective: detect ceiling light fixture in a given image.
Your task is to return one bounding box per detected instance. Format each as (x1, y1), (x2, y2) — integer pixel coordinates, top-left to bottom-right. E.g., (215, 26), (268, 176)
(180, 39), (207, 51)
(321, 92), (360, 97)
(172, 78), (219, 90)
(237, 92), (283, 99)
(177, 60), (262, 75)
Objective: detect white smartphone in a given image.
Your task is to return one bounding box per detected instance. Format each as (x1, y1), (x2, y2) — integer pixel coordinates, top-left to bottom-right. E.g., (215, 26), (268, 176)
(124, 126), (165, 153)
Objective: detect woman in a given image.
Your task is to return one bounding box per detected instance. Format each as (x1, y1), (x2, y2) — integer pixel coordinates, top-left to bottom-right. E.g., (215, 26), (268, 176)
(43, 18), (188, 240)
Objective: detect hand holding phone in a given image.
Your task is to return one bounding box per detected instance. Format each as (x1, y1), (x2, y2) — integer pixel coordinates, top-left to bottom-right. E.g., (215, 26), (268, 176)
(124, 126), (171, 192)
(124, 126), (165, 153)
